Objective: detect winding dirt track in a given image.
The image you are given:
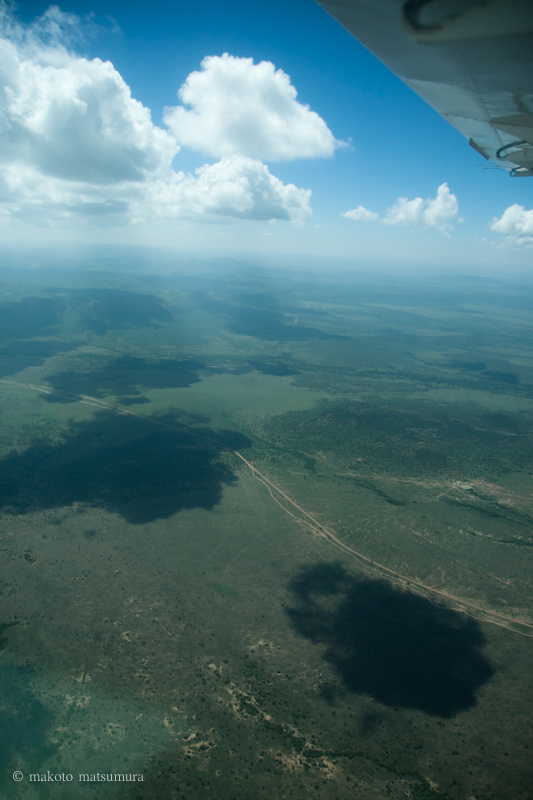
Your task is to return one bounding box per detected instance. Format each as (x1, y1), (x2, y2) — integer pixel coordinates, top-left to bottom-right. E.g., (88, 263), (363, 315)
(2, 378), (532, 636)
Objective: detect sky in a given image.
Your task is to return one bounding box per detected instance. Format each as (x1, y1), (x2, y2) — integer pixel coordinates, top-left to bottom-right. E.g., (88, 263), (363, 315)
(1, 0), (532, 272)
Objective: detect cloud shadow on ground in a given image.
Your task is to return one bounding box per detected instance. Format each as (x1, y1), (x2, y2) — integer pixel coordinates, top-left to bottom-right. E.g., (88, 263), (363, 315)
(286, 563), (493, 717)
(64, 288), (174, 334)
(0, 297), (66, 343)
(0, 339), (82, 379)
(43, 356), (206, 404)
(193, 291), (344, 342)
(0, 409), (250, 524)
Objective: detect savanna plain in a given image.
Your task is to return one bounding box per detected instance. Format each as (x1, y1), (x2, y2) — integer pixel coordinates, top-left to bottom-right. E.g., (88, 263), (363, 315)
(0, 256), (532, 800)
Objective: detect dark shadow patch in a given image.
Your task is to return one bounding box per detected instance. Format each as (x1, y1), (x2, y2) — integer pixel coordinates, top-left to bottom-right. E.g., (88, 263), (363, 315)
(227, 307), (341, 342)
(0, 409), (250, 524)
(0, 473), (21, 498)
(0, 621), (19, 651)
(43, 356), (205, 404)
(0, 297), (66, 343)
(248, 360), (301, 377)
(0, 288), (173, 346)
(0, 339), (82, 379)
(286, 564), (493, 717)
(59, 288), (173, 334)
(446, 360), (486, 371)
(193, 292), (343, 342)
(482, 370), (520, 385)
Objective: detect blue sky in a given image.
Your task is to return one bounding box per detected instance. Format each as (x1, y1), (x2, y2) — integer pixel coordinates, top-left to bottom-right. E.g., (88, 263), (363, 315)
(2, 0), (532, 271)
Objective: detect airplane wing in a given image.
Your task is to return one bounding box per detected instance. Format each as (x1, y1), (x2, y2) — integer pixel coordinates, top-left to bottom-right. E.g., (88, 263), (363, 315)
(315, 0), (533, 176)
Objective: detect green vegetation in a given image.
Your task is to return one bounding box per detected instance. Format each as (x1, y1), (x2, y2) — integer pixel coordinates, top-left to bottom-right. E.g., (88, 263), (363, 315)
(0, 264), (531, 799)
(264, 398), (533, 478)
(212, 583), (239, 597)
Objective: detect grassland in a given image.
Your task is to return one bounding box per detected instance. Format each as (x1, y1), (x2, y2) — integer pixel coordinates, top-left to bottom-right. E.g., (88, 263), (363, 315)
(0, 263), (532, 799)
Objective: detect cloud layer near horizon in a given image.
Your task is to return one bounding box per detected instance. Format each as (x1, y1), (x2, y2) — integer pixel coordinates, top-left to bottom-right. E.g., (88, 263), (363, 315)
(0, 6), (328, 226)
(341, 205), (379, 222)
(342, 184), (460, 234)
(491, 204), (533, 245)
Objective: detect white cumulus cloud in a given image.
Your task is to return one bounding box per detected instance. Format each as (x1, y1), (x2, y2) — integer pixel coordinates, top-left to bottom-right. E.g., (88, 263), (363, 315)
(491, 204), (533, 245)
(341, 205), (379, 222)
(383, 183), (459, 232)
(164, 53), (339, 161)
(0, 8), (314, 227)
(0, 155), (311, 227)
(145, 157), (311, 222)
(0, 12), (177, 184)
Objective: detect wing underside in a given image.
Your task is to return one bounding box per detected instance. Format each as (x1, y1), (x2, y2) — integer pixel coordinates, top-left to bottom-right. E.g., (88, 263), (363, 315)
(316, 0), (533, 176)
